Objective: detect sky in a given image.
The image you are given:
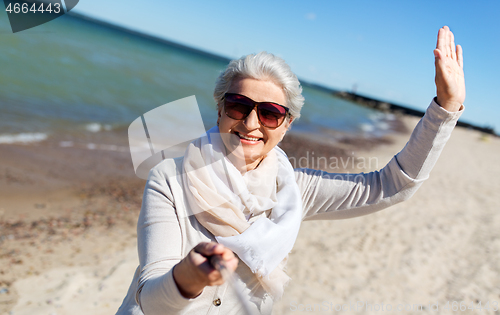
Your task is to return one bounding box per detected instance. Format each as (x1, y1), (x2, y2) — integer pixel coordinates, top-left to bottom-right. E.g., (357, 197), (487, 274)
(69, 0), (499, 132)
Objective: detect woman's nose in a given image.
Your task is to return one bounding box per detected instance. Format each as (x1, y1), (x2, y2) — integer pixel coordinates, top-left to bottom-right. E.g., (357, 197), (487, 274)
(243, 108), (260, 129)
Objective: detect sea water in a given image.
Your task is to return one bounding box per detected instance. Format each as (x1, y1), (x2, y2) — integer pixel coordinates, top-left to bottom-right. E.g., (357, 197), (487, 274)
(0, 13), (393, 146)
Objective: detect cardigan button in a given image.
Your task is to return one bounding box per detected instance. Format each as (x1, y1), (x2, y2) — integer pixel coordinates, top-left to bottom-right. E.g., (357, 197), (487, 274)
(213, 298), (221, 307)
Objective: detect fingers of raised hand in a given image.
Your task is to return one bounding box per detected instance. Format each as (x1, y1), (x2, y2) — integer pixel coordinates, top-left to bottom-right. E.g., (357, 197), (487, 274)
(436, 26), (458, 61)
(457, 44), (464, 69)
(449, 28), (457, 60)
(436, 26), (447, 54)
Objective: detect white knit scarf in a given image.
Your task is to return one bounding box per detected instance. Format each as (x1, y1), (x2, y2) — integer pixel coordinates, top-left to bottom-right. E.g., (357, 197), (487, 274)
(182, 126), (302, 300)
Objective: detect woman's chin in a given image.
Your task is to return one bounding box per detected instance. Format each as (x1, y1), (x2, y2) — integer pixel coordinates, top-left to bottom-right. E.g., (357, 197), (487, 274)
(230, 148), (264, 167)
(219, 133), (267, 170)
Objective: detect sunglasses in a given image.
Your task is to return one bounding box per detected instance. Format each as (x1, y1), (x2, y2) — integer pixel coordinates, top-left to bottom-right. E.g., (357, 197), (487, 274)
(223, 93), (290, 128)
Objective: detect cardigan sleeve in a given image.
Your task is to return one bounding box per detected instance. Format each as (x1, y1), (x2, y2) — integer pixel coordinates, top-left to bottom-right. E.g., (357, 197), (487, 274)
(135, 166), (200, 314)
(295, 98), (464, 221)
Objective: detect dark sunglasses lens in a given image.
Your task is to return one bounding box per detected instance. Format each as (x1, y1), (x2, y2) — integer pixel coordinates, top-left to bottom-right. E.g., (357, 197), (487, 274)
(258, 103), (287, 127)
(224, 95), (253, 120)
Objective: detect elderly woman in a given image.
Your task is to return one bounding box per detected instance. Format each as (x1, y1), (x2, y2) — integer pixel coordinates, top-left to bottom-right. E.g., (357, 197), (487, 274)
(117, 26), (465, 314)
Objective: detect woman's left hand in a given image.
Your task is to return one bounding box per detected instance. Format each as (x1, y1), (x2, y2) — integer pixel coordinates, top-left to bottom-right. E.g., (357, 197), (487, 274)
(434, 26), (466, 112)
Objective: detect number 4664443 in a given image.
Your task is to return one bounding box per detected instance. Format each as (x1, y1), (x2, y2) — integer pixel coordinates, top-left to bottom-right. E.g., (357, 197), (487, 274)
(5, 2), (62, 14)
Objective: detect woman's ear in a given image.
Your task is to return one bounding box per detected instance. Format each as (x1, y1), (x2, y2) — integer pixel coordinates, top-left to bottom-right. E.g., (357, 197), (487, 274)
(286, 117), (294, 131)
(281, 118), (293, 141)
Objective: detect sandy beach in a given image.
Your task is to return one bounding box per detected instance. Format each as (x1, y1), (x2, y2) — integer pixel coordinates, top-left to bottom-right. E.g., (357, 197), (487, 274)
(1, 116), (499, 315)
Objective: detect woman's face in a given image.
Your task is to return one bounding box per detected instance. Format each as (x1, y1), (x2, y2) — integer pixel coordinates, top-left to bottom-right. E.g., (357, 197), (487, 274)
(217, 77), (292, 171)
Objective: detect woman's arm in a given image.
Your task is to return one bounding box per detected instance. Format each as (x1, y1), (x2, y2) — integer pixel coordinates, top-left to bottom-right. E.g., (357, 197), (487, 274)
(135, 167), (188, 313)
(297, 99), (462, 220)
(136, 163), (237, 314)
(298, 26), (465, 221)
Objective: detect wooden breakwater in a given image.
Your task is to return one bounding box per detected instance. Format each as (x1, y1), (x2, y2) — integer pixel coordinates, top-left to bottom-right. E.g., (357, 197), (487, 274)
(335, 91), (497, 136)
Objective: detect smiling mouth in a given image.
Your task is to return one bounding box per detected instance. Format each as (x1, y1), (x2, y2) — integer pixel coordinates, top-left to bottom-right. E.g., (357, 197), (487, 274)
(234, 131), (263, 142)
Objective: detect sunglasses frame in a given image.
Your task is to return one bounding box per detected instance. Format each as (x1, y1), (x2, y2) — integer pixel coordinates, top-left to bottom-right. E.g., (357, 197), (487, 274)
(222, 93), (290, 128)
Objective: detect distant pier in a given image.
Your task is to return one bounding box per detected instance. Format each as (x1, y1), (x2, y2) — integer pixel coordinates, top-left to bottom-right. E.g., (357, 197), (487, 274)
(335, 91), (497, 136)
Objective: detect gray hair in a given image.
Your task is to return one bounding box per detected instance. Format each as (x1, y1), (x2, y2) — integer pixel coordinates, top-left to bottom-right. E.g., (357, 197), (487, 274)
(213, 52), (305, 121)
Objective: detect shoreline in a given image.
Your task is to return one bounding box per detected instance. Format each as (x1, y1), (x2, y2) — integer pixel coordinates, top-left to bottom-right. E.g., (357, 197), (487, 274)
(335, 91), (498, 136)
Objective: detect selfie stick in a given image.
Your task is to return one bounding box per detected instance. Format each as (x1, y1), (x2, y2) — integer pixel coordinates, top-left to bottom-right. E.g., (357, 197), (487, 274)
(210, 255), (255, 315)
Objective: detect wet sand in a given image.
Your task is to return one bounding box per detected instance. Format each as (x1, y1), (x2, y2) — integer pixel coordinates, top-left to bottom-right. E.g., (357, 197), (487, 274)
(1, 117), (499, 314)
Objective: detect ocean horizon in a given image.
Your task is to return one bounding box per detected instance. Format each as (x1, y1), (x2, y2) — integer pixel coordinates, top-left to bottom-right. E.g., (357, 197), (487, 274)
(0, 12), (398, 147)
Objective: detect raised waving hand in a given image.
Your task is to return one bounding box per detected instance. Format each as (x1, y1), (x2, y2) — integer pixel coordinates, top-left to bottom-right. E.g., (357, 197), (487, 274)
(434, 26), (466, 112)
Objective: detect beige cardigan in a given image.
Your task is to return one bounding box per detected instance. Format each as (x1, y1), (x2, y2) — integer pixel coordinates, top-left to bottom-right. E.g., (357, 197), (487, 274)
(116, 99), (463, 315)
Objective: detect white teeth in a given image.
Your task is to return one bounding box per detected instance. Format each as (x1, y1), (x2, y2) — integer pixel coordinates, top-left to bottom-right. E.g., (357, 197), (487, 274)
(237, 133), (260, 141)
